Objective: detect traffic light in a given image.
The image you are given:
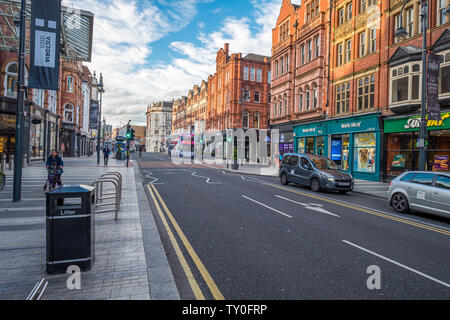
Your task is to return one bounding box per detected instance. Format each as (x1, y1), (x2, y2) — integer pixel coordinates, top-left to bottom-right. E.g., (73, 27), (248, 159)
(130, 129), (135, 141)
(126, 131), (131, 139)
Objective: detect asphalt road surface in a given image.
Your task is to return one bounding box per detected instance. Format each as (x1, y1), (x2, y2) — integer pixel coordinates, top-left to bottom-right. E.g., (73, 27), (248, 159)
(135, 152), (450, 300)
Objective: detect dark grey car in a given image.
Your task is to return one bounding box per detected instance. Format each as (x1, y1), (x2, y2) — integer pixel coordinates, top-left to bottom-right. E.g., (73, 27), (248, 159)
(279, 153), (354, 193)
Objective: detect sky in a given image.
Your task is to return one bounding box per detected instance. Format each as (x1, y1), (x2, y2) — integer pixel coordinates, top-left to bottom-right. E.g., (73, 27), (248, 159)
(61, 0), (284, 128)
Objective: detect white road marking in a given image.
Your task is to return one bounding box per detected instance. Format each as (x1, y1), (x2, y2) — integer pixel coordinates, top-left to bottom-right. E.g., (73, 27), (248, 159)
(0, 198), (44, 202)
(191, 172), (222, 184)
(0, 207), (46, 212)
(144, 172), (163, 185)
(241, 195), (292, 219)
(275, 195), (341, 218)
(343, 240), (450, 289)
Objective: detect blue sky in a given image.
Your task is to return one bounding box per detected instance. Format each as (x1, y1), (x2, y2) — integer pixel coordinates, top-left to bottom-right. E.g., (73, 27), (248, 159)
(62, 0), (281, 127)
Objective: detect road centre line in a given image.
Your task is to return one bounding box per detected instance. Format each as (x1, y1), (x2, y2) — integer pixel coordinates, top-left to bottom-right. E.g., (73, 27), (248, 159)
(267, 184), (450, 236)
(241, 195), (292, 219)
(150, 185), (225, 300)
(146, 184), (204, 300)
(275, 195), (341, 218)
(343, 240), (450, 289)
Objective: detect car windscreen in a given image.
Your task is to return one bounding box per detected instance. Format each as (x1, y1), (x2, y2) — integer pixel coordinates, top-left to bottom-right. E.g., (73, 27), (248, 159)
(310, 157), (339, 170)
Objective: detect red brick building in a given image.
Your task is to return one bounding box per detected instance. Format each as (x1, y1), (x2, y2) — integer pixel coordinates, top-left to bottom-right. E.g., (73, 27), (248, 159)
(207, 43), (271, 132)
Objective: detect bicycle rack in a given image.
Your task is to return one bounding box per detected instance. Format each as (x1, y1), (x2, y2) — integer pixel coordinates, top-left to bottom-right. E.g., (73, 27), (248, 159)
(26, 278), (48, 300)
(91, 172), (122, 220)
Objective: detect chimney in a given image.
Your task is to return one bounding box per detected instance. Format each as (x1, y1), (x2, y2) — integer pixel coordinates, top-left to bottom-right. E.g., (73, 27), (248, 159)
(224, 43), (229, 56)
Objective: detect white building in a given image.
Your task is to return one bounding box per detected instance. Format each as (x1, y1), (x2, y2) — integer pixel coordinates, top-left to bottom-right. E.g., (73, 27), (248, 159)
(146, 101), (173, 152)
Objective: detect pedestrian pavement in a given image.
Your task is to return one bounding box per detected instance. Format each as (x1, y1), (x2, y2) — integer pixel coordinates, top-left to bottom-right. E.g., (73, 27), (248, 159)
(204, 161), (390, 199)
(0, 156), (178, 300)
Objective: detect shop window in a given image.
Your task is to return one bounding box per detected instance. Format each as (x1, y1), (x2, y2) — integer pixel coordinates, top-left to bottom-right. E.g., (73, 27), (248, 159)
(391, 63), (421, 104)
(316, 136), (325, 156)
(298, 138), (305, 154)
(354, 132), (376, 173)
(336, 83), (350, 114)
(439, 51), (450, 96)
(357, 75), (375, 110)
(306, 137), (315, 155)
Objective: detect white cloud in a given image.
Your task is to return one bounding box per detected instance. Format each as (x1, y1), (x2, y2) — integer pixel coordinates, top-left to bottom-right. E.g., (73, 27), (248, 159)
(63, 0), (280, 127)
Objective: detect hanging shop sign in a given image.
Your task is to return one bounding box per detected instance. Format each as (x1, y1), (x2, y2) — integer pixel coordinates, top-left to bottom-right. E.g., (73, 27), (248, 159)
(89, 100), (99, 129)
(28, 0), (61, 90)
(427, 54), (443, 121)
(384, 112), (450, 133)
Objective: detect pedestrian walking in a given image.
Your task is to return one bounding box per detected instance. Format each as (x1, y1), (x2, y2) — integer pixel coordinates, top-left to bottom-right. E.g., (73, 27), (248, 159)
(103, 146), (111, 166)
(139, 146), (142, 158)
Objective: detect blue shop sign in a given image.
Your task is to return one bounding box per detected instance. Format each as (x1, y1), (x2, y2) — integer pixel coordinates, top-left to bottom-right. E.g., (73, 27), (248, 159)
(328, 115), (379, 134)
(294, 123), (327, 137)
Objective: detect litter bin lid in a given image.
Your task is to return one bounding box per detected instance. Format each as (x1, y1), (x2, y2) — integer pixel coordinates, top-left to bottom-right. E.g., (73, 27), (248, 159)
(49, 184), (95, 194)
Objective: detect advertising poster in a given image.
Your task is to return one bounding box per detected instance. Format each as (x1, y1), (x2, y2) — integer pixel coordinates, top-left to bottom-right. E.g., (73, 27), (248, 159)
(89, 100), (99, 129)
(434, 155), (449, 171)
(331, 139), (342, 162)
(392, 154), (406, 168)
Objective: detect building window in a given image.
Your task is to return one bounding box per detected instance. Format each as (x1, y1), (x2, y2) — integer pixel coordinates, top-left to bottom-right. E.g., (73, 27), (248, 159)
(369, 28), (376, 53)
(439, 51), (450, 96)
(268, 71), (271, 83)
(64, 104), (74, 123)
(369, 0), (377, 6)
(338, 8), (345, 25)
(278, 96), (282, 115)
(313, 83), (318, 109)
(359, 32), (366, 57)
(298, 89), (303, 112)
(67, 76), (74, 93)
(305, 86), (310, 110)
(244, 112), (249, 129)
(347, 3), (353, 21)
(257, 69), (262, 82)
(357, 75), (375, 110)
(338, 43), (344, 66)
(301, 44), (305, 65)
(253, 112), (260, 129)
(406, 8), (414, 38)
(314, 36), (320, 58)
(391, 63), (421, 104)
(438, 0), (449, 26)
(250, 68), (256, 81)
(286, 54), (289, 72)
(359, 0), (367, 13)
(243, 90), (250, 102)
(4, 62), (18, 98)
(307, 40), (312, 61)
(255, 91), (261, 103)
(284, 95), (288, 115)
(281, 56), (284, 74)
(244, 67), (249, 80)
(336, 83), (350, 114)
(346, 39), (352, 62)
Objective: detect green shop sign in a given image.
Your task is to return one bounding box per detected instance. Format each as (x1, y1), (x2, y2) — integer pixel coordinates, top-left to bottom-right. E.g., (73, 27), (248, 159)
(294, 123), (327, 137)
(384, 112), (450, 133)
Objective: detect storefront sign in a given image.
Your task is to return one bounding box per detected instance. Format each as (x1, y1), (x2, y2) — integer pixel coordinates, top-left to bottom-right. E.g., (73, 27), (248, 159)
(385, 112), (450, 133)
(28, 0), (61, 90)
(434, 155), (449, 171)
(328, 115), (379, 135)
(294, 123), (326, 137)
(89, 100), (99, 129)
(427, 54), (443, 121)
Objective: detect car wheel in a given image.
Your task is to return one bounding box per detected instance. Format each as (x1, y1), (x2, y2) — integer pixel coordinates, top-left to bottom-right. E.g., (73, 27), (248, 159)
(391, 193), (409, 213)
(310, 178), (321, 192)
(280, 173), (289, 185)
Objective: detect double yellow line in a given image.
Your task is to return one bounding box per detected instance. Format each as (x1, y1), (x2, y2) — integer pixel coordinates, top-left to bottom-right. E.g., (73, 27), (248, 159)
(147, 184), (225, 300)
(268, 183), (450, 237)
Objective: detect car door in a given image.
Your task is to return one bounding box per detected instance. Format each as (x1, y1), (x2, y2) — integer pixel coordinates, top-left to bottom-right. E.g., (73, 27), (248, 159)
(430, 174), (450, 216)
(296, 157), (312, 186)
(281, 155), (292, 178)
(288, 155), (301, 183)
(407, 173), (434, 212)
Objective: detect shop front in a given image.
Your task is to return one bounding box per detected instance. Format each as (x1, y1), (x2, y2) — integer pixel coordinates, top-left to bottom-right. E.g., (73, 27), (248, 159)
(293, 122), (328, 157)
(384, 111), (450, 179)
(30, 106), (46, 162)
(327, 114), (381, 181)
(61, 123), (76, 157)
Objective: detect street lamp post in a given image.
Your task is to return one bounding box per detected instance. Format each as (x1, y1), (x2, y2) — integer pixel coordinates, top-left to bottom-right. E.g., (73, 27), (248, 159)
(97, 73), (105, 165)
(395, 0), (428, 171)
(12, 0), (27, 202)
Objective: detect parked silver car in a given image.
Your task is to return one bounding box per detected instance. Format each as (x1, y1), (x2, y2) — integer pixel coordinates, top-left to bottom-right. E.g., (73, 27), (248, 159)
(388, 171), (450, 217)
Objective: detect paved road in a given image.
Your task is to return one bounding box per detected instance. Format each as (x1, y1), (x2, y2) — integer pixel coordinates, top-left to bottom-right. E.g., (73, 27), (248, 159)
(136, 152), (450, 300)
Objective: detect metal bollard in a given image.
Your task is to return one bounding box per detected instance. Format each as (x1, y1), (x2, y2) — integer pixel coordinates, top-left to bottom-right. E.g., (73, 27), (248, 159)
(1, 154), (5, 172)
(22, 153), (27, 168)
(8, 155), (13, 171)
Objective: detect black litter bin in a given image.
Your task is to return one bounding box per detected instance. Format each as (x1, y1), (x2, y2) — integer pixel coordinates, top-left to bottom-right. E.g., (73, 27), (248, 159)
(46, 185), (96, 274)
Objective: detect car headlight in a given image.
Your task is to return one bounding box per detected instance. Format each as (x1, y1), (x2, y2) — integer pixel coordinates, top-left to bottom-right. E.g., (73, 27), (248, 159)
(325, 175), (335, 181)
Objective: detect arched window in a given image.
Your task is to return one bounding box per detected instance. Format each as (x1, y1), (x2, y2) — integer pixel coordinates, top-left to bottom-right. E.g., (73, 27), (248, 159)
(64, 103), (74, 123)
(305, 86), (310, 110)
(273, 99), (277, 117)
(278, 96), (282, 116)
(298, 88), (303, 112)
(4, 61), (28, 98)
(253, 112), (260, 129)
(313, 83), (318, 109)
(244, 112), (249, 129)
